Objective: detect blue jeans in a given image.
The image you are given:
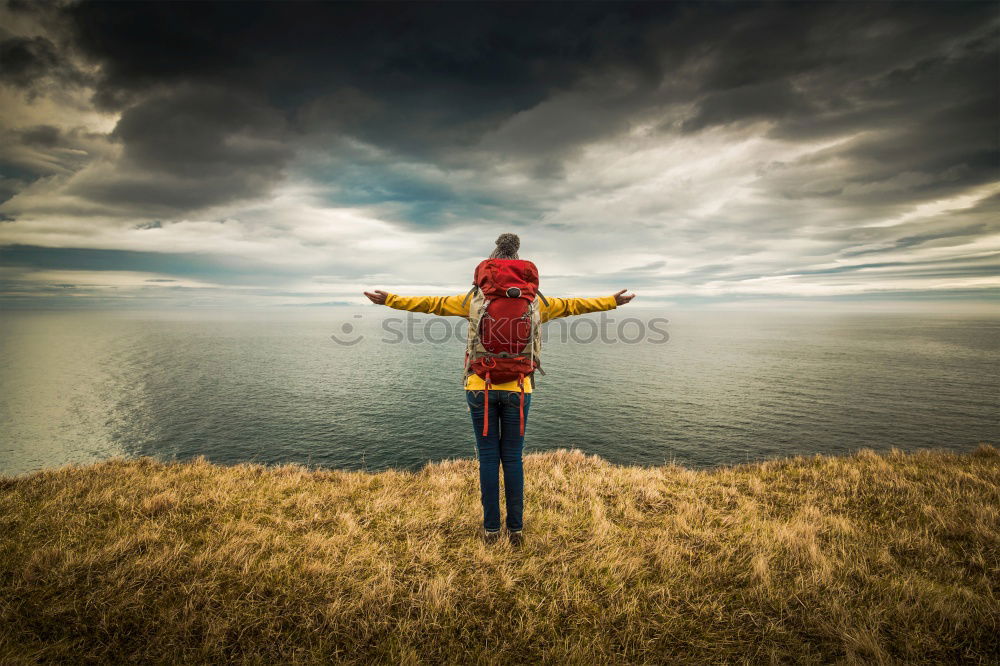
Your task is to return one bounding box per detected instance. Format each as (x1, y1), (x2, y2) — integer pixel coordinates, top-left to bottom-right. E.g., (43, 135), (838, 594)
(466, 389), (531, 533)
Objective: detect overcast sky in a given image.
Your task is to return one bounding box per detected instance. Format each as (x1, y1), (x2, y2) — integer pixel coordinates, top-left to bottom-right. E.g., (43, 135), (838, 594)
(1, 0), (998, 310)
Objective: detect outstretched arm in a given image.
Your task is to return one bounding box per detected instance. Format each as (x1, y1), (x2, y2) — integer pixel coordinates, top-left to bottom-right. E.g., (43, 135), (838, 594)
(540, 289), (635, 322)
(363, 290), (470, 317)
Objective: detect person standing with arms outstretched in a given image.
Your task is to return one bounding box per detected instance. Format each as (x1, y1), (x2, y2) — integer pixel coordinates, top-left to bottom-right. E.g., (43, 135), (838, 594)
(364, 234), (635, 547)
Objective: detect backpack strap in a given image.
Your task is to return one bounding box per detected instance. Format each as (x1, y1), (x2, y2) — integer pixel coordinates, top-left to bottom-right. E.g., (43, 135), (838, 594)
(462, 292), (488, 386)
(480, 357), (496, 437)
(536, 290), (549, 307)
(461, 284), (477, 308)
(483, 372), (491, 436)
(517, 373), (525, 436)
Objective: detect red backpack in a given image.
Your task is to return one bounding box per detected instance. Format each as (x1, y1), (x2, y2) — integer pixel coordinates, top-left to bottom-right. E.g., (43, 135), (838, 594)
(461, 258), (548, 437)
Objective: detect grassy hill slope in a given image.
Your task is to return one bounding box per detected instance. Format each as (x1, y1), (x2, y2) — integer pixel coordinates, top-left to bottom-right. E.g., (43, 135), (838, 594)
(1, 445), (997, 664)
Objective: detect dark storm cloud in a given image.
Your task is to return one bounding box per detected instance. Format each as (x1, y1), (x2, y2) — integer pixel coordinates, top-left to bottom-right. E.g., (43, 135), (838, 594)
(60, 83), (294, 214)
(4, 121), (106, 148)
(47, 1), (994, 214)
(0, 124), (111, 207)
(681, 80), (814, 133)
(0, 1), (997, 308)
(0, 34), (88, 91)
(2, 1), (995, 217)
(66, 1), (673, 111)
(17, 123), (60, 147)
(57, 0), (683, 186)
(678, 5), (999, 214)
(110, 86), (288, 175)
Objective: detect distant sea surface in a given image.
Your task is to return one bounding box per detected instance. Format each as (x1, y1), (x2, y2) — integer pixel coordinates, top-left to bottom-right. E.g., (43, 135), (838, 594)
(1, 308), (997, 476)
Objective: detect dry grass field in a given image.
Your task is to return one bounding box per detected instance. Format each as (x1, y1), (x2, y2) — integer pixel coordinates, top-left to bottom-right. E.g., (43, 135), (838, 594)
(1, 445), (997, 664)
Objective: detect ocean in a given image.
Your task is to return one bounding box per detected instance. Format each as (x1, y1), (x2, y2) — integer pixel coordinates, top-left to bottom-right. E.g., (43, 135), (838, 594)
(1, 308), (997, 476)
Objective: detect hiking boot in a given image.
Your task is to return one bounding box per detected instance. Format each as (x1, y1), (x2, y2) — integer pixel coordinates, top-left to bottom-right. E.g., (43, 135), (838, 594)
(483, 529), (502, 545)
(508, 529), (524, 548)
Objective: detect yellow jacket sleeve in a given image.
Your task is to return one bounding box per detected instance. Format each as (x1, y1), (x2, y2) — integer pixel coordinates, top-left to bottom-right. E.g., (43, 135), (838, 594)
(382, 293), (617, 321)
(383, 293), (471, 317)
(540, 295), (618, 322)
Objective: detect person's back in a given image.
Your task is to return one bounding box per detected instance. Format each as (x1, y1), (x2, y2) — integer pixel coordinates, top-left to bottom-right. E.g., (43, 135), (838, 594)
(363, 233), (635, 547)
(462, 252), (543, 438)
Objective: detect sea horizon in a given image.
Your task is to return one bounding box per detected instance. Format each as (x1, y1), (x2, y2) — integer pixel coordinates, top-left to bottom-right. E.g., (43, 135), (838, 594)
(3, 307), (997, 477)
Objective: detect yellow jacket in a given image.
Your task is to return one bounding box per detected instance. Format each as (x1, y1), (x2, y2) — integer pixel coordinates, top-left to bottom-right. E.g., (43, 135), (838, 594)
(384, 292), (619, 392)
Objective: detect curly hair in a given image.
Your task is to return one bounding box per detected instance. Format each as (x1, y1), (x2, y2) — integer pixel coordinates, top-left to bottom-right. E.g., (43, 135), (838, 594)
(489, 233), (520, 259)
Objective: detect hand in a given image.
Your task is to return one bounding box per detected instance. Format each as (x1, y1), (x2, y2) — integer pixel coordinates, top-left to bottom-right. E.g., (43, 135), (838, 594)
(363, 289), (388, 305)
(613, 289), (635, 306)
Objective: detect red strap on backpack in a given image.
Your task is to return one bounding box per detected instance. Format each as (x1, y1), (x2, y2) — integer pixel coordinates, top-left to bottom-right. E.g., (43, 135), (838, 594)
(517, 373), (525, 436)
(483, 371), (491, 436)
